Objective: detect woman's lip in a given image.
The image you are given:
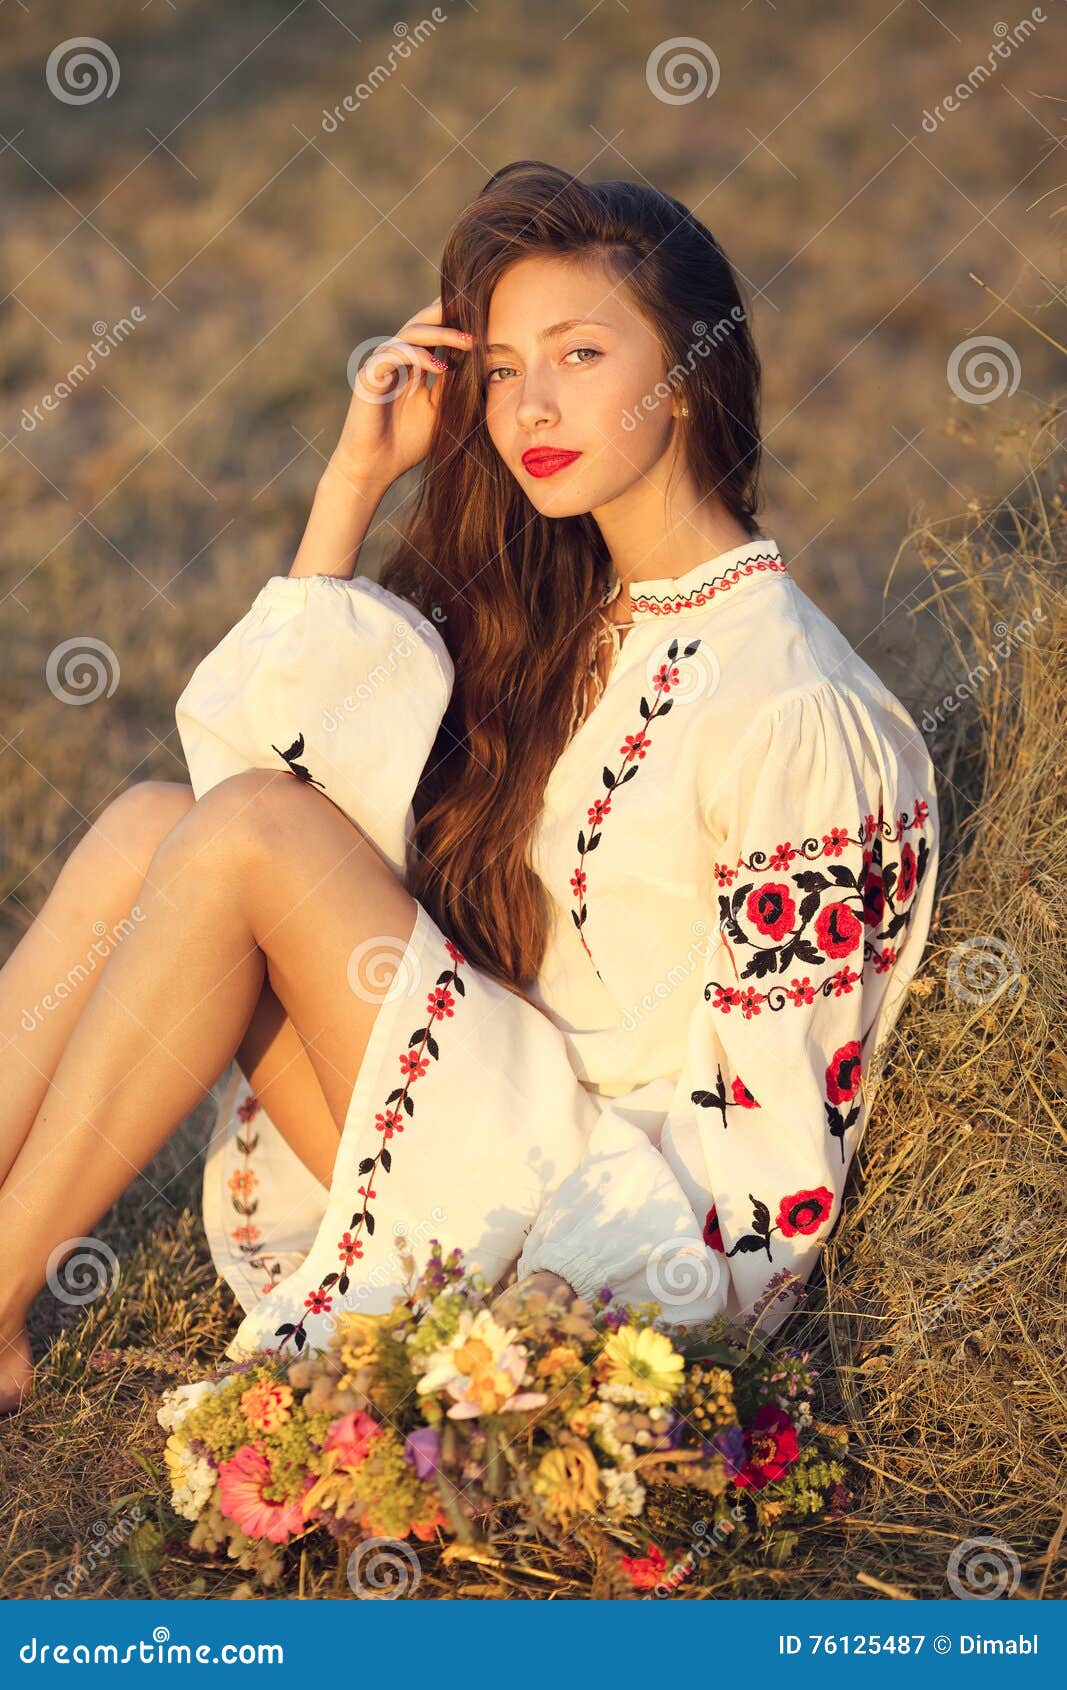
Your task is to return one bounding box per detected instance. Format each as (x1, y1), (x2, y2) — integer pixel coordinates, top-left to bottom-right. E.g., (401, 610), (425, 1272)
(521, 448), (582, 478)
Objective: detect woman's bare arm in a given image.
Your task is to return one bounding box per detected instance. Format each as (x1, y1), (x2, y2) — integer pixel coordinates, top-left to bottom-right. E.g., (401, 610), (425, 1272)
(287, 462), (386, 581)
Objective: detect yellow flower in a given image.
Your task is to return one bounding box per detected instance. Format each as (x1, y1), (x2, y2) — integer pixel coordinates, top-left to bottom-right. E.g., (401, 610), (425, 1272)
(599, 1326), (684, 1406)
(531, 1444), (602, 1524)
(240, 1379), (294, 1433)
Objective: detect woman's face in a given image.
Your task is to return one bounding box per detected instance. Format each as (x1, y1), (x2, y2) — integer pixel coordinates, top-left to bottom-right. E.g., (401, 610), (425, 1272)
(481, 253), (680, 518)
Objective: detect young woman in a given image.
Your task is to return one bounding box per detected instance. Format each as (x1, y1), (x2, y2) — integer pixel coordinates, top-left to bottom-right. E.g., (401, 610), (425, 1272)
(0, 161), (939, 1413)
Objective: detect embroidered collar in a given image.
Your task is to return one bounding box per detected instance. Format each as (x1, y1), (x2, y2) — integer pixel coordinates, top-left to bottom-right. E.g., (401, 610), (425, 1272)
(601, 536), (787, 621)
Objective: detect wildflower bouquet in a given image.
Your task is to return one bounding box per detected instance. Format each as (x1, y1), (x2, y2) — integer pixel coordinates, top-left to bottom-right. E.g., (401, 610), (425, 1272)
(155, 1243), (850, 1594)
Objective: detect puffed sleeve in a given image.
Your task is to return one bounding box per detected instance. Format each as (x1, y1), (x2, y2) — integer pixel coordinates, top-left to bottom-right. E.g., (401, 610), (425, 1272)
(174, 573), (454, 880)
(518, 678), (939, 1336)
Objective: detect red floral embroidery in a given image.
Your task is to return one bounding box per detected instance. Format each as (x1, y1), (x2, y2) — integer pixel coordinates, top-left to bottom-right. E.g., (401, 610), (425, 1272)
(630, 548), (786, 617)
(775, 1186), (834, 1238)
(691, 1065), (761, 1126)
(570, 635), (703, 979)
(721, 1186), (836, 1262)
(703, 1206), (725, 1252)
(272, 939), (467, 1356)
(228, 1087), (285, 1296)
(708, 799), (933, 1015)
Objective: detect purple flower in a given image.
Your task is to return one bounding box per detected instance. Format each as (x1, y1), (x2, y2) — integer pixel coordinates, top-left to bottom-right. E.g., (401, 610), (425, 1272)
(709, 1423), (746, 1478)
(403, 1426), (442, 1482)
(601, 1308), (630, 1331)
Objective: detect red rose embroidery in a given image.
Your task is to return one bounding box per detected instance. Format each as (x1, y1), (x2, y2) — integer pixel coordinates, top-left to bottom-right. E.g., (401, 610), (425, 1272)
(775, 1186), (834, 1238)
(814, 901), (862, 957)
(703, 1206), (725, 1252)
(898, 840), (918, 902)
(733, 1404), (800, 1491)
(825, 1040), (862, 1105)
(746, 882), (795, 941)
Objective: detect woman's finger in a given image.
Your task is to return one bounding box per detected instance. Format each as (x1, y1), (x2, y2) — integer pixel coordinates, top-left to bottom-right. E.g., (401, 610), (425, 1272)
(358, 338), (448, 392)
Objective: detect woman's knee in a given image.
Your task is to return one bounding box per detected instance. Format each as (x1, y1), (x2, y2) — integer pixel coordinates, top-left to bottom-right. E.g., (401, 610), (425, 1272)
(59, 780), (196, 900)
(163, 768), (315, 867)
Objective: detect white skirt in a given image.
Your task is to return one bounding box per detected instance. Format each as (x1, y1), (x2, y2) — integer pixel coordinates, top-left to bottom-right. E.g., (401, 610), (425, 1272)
(201, 899), (604, 1362)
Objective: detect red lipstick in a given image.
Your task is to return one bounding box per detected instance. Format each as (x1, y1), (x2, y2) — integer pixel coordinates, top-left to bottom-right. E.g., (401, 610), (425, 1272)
(521, 447), (582, 478)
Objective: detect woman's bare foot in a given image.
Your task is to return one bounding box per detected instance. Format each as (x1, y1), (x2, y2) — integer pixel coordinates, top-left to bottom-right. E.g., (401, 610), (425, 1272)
(0, 1327), (34, 1417)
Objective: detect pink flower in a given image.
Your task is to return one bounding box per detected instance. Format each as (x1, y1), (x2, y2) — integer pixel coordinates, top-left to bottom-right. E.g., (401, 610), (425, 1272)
(324, 1409), (383, 1468)
(217, 1444), (313, 1543)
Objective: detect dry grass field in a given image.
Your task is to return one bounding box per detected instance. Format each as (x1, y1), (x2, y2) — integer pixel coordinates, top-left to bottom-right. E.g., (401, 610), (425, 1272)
(1, 0), (1065, 1597)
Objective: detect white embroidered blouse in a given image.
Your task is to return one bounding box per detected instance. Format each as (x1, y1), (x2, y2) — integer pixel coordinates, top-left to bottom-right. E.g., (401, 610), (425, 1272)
(175, 535), (939, 1337)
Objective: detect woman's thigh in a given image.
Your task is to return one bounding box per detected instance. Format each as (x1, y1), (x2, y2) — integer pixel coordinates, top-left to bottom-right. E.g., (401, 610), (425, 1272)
(183, 767), (420, 1148)
(88, 780), (343, 1191)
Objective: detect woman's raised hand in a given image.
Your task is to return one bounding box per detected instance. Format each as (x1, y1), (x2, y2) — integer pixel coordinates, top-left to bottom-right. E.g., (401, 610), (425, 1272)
(326, 295), (474, 494)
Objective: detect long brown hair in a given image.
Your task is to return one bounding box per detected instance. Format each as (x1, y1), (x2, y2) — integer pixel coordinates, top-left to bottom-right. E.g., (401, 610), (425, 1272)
(378, 160), (763, 995)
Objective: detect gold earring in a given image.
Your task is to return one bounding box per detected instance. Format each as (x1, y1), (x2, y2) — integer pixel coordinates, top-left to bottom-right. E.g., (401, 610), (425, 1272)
(678, 402), (689, 419)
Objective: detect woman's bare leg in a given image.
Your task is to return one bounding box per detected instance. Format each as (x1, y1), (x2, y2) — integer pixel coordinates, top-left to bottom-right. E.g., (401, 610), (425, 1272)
(0, 782), (199, 1188)
(0, 767), (417, 1411)
(1, 779), (342, 1194)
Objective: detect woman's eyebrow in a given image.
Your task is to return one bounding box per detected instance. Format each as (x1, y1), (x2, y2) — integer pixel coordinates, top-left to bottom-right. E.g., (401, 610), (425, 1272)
(484, 318), (613, 354)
